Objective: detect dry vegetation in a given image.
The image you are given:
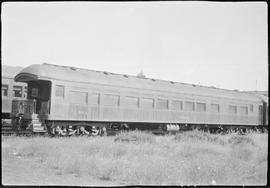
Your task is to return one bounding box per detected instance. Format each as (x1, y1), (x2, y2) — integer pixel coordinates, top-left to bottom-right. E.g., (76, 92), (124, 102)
(2, 130), (268, 186)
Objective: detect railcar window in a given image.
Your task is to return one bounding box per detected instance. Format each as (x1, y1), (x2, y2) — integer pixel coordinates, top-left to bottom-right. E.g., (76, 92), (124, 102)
(211, 104), (219, 113)
(55, 85), (65, 98)
(185, 101), (195, 111)
(229, 105), (237, 114)
(90, 93), (100, 105)
(140, 98), (154, 109)
(31, 88), (39, 97)
(250, 104), (254, 112)
(124, 96), (139, 108)
(24, 86), (28, 98)
(13, 86), (23, 97)
(156, 99), (169, 110)
(69, 91), (88, 104)
(171, 100), (183, 111)
(239, 106), (248, 115)
(2, 84), (8, 96)
(196, 102), (206, 112)
(104, 94), (120, 106)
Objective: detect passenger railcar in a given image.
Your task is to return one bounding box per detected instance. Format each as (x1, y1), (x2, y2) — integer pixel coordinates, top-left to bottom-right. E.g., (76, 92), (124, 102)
(2, 66), (27, 133)
(10, 63), (268, 135)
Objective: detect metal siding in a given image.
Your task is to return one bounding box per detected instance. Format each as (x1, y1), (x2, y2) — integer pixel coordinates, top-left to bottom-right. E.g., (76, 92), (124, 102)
(90, 106), (99, 120)
(138, 109), (154, 121)
(102, 107), (121, 121)
(14, 64), (263, 126)
(154, 110), (170, 122)
(68, 104), (88, 120)
(122, 108), (139, 121)
(170, 112), (188, 122)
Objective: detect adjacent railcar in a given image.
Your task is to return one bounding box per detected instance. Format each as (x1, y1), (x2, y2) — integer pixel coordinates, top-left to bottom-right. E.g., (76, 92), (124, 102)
(10, 63), (268, 135)
(2, 66), (27, 132)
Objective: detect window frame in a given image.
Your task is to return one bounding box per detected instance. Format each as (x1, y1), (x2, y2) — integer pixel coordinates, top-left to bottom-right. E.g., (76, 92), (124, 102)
(31, 88), (39, 98)
(103, 94), (120, 106)
(124, 96), (139, 108)
(239, 106), (248, 115)
(55, 85), (65, 98)
(13, 85), (23, 98)
(184, 101), (195, 112)
(90, 92), (100, 105)
(229, 105), (237, 114)
(140, 97), (154, 109)
(2, 84), (8, 97)
(196, 102), (206, 112)
(210, 103), (220, 113)
(250, 104), (254, 112)
(69, 90), (88, 104)
(156, 98), (169, 110)
(171, 100), (183, 111)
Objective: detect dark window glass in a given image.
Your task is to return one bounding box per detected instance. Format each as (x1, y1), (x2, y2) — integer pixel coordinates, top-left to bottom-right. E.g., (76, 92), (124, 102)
(24, 86), (28, 98)
(13, 86), (23, 97)
(2, 84), (8, 96)
(31, 88), (39, 97)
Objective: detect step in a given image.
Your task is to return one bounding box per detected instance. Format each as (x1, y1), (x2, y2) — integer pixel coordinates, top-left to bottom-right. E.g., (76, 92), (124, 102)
(33, 129), (47, 133)
(18, 130), (32, 133)
(33, 126), (46, 131)
(33, 128), (46, 133)
(2, 132), (15, 135)
(2, 119), (11, 123)
(33, 124), (43, 128)
(33, 126), (45, 130)
(32, 120), (42, 124)
(2, 127), (13, 130)
(2, 125), (12, 128)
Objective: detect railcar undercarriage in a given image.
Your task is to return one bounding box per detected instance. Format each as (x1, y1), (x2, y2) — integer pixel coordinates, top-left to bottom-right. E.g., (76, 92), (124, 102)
(7, 115), (268, 136)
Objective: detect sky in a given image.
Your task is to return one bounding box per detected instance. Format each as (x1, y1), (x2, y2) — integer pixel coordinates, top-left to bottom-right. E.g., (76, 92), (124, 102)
(1, 2), (268, 91)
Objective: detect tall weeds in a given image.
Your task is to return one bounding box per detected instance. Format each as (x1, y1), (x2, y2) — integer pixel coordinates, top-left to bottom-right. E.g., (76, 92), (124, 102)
(2, 130), (268, 185)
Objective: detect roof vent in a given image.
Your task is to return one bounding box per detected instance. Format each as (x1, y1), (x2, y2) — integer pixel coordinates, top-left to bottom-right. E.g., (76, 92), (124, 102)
(137, 70), (146, 79)
(70, 67), (77, 71)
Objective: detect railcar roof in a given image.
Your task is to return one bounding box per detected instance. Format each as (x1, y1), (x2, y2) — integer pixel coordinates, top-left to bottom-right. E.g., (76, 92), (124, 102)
(15, 63), (264, 102)
(2, 65), (24, 78)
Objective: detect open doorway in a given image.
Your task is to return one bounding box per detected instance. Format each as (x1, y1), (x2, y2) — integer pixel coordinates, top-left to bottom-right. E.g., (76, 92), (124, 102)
(26, 80), (52, 115)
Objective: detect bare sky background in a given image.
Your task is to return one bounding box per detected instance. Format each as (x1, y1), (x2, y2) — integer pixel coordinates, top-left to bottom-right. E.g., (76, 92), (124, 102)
(1, 2), (268, 91)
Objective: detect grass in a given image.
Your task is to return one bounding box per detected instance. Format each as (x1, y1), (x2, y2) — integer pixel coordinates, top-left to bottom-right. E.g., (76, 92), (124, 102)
(2, 130), (268, 185)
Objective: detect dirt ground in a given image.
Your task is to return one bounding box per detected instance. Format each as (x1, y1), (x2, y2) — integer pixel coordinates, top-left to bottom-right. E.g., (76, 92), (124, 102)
(1, 142), (122, 186)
